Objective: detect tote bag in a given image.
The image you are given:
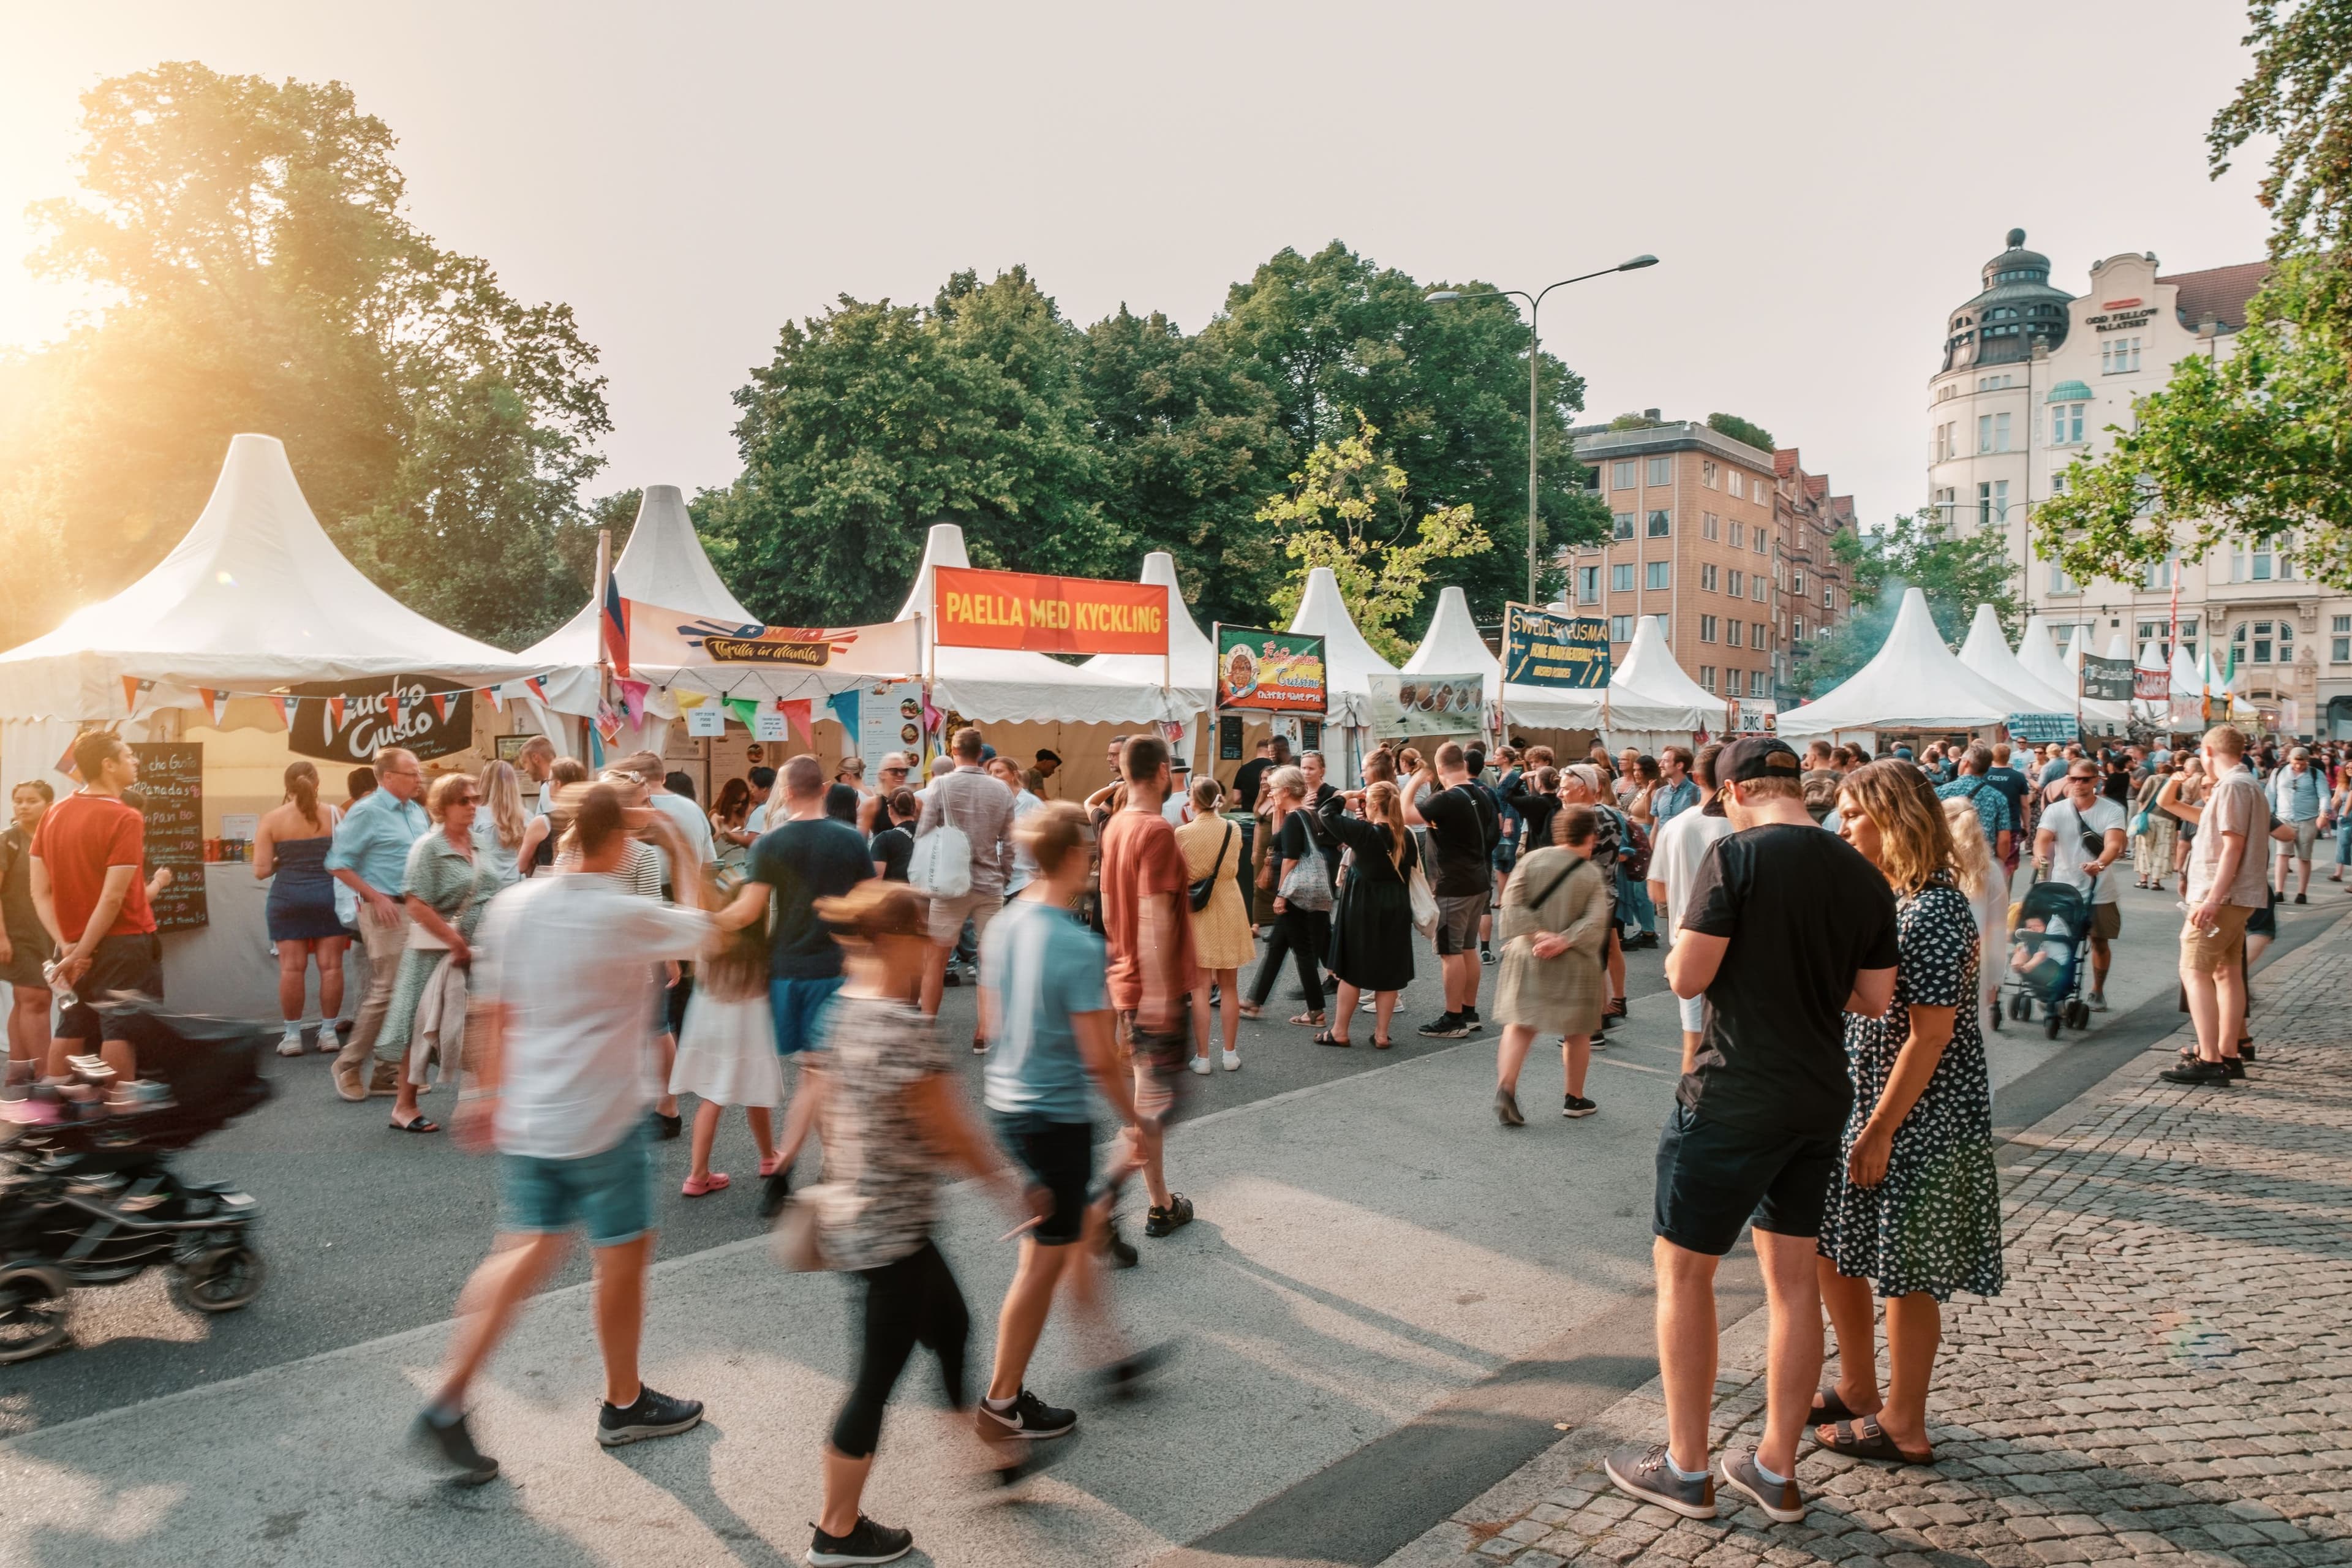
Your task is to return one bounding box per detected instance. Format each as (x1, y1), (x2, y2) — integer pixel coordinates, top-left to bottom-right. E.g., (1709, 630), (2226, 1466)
(907, 823), (972, 900)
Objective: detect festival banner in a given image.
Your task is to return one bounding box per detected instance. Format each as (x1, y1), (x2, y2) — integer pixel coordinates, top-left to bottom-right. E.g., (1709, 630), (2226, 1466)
(1501, 601), (1611, 689)
(2080, 654), (2135, 703)
(288, 677), (475, 764)
(1214, 625), (1327, 715)
(2134, 666), (2171, 702)
(930, 567), (1170, 657)
(1366, 673), (1485, 739)
(2005, 712), (2080, 745)
(627, 601), (921, 675)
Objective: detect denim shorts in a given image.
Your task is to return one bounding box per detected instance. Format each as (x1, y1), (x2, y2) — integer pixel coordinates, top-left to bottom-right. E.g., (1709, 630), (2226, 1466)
(771, 974), (845, 1056)
(500, 1123), (654, 1248)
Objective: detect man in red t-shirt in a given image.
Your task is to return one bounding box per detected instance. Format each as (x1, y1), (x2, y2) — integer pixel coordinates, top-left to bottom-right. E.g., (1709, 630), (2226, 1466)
(31, 731), (161, 1087)
(1095, 733), (1197, 1240)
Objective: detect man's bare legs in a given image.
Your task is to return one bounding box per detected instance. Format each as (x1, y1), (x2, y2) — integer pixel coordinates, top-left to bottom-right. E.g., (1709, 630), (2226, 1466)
(1656, 1229), (1821, 1480)
(2180, 957), (2245, 1064)
(434, 1232), (572, 1409)
(1655, 1238), (1720, 1474)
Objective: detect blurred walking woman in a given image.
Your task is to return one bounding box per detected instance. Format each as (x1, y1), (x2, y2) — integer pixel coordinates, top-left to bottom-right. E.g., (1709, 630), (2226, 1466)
(1177, 776), (1252, 1072)
(254, 762), (347, 1058)
(1491, 804), (1610, 1126)
(1815, 760), (2002, 1466)
(1317, 778), (1415, 1049)
(379, 774), (502, 1136)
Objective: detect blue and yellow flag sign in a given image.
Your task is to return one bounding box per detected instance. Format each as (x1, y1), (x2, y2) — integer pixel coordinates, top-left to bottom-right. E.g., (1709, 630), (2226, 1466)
(1502, 603), (1610, 689)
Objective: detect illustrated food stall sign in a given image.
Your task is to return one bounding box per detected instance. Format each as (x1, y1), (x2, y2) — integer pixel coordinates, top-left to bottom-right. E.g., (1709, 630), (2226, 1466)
(930, 566), (1170, 656)
(1213, 626), (1327, 715)
(627, 605), (922, 676)
(2080, 654), (2136, 703)
(288, 677), (475, 764)
(1366, 673), (1484, 739)
(1502, 603), (1611, 688)
(130, 742), (206, 932)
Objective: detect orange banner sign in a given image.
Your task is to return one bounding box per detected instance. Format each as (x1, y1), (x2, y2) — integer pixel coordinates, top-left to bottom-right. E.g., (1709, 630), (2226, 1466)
(932, 566), (1170, 656)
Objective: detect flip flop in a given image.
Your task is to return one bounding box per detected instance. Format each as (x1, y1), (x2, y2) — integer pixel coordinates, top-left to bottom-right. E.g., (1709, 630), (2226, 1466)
(389, 1115), (440, 1134)
(1372, 1036), (1393, 1050)
(1290, 1012), (1326, 1027)
(1237, 1003), (1264, 1019)
(1813, 1415), (1932, 1466)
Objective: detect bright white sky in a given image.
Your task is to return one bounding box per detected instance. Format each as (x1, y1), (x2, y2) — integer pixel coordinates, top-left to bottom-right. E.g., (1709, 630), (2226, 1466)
(1, 1), (2274, 532)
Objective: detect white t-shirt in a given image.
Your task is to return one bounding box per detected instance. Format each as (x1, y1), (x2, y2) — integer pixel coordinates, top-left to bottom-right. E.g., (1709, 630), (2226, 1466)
(745, 801), (769, 836)
(477, 873), (716, 1159)
(2040, 796), (2127, 904)
(645, 790), (716, 889)
(1650, 808), (1736, 943)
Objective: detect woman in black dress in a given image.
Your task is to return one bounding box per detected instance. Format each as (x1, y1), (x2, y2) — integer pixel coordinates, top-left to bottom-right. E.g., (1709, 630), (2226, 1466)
(1318, 778), (1415, 1049)
(869, 788), (917, 883)
(1, 780), (56, 1077)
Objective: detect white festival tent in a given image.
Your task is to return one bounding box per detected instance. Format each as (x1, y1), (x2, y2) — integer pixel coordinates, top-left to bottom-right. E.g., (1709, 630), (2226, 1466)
(2016, 615), (2081, 704)
(0, 434), (587, 790)
(1286, 566), (1398, 730)
(1778, 588), (2022, 739)
(1604, 616), (1715, 736)
(2170, 642), (2204, 703)
(893, 524), (1194, 725)
(1956, 603), (2077, 714)
(1398, 585), (1599, 730)
(1081, 551), (1217, 699)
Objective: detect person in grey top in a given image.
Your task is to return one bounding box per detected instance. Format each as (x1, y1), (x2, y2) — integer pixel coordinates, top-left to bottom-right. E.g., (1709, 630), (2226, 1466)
(916, 727), (1017, 1032)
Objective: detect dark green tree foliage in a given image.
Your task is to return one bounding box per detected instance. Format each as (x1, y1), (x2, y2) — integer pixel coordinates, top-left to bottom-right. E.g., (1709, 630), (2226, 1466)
(2, 62), (610, 649)
(1705, 412), (1776, 453)
(1790, 513), (2018, 698)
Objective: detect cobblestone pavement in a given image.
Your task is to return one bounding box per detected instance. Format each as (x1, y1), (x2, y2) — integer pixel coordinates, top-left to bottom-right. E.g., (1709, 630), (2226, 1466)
(1389, 918), (2352, 1568)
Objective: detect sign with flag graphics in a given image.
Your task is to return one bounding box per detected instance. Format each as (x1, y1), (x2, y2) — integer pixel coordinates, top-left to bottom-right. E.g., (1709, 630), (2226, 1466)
(287, 677), (474, 764)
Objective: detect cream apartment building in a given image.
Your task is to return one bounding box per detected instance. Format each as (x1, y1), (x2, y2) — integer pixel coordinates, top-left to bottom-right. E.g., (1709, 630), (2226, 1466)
(1928, 229), (2348, 736)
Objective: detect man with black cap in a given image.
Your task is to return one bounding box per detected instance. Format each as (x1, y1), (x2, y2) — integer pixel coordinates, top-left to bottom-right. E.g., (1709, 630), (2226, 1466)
(1607, 736), (1898, 1526)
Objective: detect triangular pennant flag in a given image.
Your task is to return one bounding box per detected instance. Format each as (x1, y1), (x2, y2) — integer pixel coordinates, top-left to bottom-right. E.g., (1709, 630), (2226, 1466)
(328, 695), (347, 730)
(430, 692), (453, 722)
(269, 695), (295, 729)
(617, 677), (650, 723)
(524, 676), (549, 704)
(122, 676), (140, 714)
(387, 682), (403, 728)
(481, 685), (505, 714)
(780, 698), (813, 745)
(723, 696), (760, 729)
(53, 736), (79, 776)
(198, 688), (228, 726)
(825, 688), (859, 737)
(603, 581), (631, 679)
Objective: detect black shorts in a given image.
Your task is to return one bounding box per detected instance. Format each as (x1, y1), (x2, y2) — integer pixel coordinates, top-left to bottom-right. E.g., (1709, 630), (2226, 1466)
(56, 931), (164, 1042)
(1653, 1103), (1839, 1257)
(990, 1112), (1094, 1246)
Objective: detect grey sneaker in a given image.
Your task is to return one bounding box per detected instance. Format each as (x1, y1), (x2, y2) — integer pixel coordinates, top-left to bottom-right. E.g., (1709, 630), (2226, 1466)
(1718, 1448), (1806, 1523)
(411, 1407), (499, 1486)
(2087, 990), (2108, 1012)
(1605, 1442), (1717, 1518)
(1494, 1085), (1524, 1126)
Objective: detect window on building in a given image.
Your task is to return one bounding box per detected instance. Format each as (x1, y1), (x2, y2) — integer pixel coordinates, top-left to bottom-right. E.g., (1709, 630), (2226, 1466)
(2253, 540), (2274, 581)
(1792, 567), (1807, 596)
(1755, 528), (1768, 554)
(2334, 616), (2350, 663)
(1727, 568), (1744, 598)
(1700, 614), (1718, 643)
(1749, 669), (1768, 698)
(2101, 337), (2143, 374)
(1656, 614), (1670, 641)
(1649, 456), (1674, 485)
(2280, 530), (2298, 581)
(2282, 622), (2296, 662)
(1614, 513), (1635, 540)
(1978, 414), (1993, 454)
(1730, 521), (1746, 549)
(1725, 620), (1743, 648)
(1701, 562), (1719, 592)
(1699, 666), (1717, 694)
(1611, 562), (1634, 592)
(1612, 460), (1635, 489)
(1577, 565), (1600, 604)
(1752, 622), (1769, 649)
(2182, 617), (2199, 660)
(1994, 411), (2011, 452)
(1823, 583), (1834, 611)
(1645, 560), (1670, 590)
(1610, 615), (1633, 643)
(1648, 509), (1672, 537)
(2052, 402), (2085, 445)
(1752, 575), (1767, 601)
(1698, 459), (1717, 488)
(1728, 471), (1744, 499)
(1702, 511), (1719, 540)
(1977, 481), (1992, 529)
(1993, 478), (2008, 522)
(1792, 614), (1806, 641)
(2049, 560), (2075, 594)
(2144, 549), (2175, 590)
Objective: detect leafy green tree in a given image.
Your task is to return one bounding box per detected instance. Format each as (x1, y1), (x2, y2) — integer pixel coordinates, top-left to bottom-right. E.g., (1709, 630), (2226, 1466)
(0, 62), (609, 649)
(1789, 512), (2018, 697)
(1259, 418), (1491, 663)
(1705, 412), (1776, 453)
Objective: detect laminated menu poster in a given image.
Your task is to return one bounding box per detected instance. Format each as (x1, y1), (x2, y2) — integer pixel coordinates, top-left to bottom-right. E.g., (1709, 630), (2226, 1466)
(130, 742), (206, 931)
(1366, 673), (1485, 739)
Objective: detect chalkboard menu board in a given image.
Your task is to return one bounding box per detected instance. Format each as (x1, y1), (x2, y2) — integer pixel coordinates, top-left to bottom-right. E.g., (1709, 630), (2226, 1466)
(130, 742), (206, 932)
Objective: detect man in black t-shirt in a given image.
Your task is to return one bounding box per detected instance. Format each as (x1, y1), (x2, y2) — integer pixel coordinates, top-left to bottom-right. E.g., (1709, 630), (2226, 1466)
(1231, 739), (1276, 815)
(723, 756), (874, 1059)
(1404, 742), (1498, 1039)
(1606, 737), (1897, 1527)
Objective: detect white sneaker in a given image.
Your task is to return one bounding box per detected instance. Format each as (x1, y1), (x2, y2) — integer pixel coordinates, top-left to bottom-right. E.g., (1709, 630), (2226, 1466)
(1221, 1049), (1240, 1072)
(1189, 1055), (1212, 1076)
(2088, 991), (2108, 1012)
(277, 1030), (306, 1058)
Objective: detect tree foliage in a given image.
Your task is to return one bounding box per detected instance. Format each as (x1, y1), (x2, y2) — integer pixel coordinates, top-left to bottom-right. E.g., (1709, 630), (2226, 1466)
(2211, 0), (2352, 257)
(1705, 412), (1776, 453)
(0, 62), (611, 649)
(1790, 512), (2018, 698)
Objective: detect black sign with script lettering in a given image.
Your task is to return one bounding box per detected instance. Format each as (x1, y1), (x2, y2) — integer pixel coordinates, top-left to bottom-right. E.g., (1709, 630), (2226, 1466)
(129, 742), (206, 932)
(288, 677), (475, 764)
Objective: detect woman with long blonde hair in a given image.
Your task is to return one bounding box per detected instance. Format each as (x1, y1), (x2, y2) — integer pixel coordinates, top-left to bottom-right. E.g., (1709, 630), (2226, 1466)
(1814, 760), (2002, 1467)
(1316, 776), (1415, 1048)
(470, 760), (549, 890)
(1940, 795), (2005, 1034)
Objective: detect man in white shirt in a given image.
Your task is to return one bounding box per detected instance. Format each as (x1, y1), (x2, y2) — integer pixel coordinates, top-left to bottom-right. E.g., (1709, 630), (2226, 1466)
(2034, 760), (2130, 1009)
(1647, 742), (1736, 1068)
(413, 782), (715, 1487)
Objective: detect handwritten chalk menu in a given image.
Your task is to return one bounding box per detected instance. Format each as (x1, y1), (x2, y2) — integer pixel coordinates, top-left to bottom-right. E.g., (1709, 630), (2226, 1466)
(130, 743), (206, 931)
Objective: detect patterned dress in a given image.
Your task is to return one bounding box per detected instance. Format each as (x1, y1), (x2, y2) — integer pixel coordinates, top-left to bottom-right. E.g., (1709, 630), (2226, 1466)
(1817, 872), (2004, 1302)
(377, 832), (503, 1065)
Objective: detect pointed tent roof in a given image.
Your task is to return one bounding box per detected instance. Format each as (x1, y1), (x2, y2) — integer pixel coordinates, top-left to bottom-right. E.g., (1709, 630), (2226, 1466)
(2017, 615), (2078, 701)
(1779, 589), (2021, 737)
(2170, 641), (2203, 699)
(892, 524), (1184, 725)
(1612, 616), (1717, 720)
(1403, 587), (1499, 696)
(1082, 551), (1216, 699)
(0, 434), (557, 722)
(523, 486), (751, 669)
(1957, 604), (2075, 712)
(1287, 567), (1398, 726)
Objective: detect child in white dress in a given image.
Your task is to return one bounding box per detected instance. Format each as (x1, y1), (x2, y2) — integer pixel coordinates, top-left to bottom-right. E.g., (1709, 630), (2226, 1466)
(670, 913), (785, 1196)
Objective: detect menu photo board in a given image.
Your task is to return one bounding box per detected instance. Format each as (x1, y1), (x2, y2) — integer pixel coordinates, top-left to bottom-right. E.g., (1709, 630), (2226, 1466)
(1214, 625), (1327, 715)
(1366, 673), (1485, 739)
(1502, 602), (1611, 689)
(130, 742), (206, 932)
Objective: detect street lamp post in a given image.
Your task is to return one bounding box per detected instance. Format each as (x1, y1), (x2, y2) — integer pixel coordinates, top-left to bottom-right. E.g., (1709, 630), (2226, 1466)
(1428, 255), (1659, 603)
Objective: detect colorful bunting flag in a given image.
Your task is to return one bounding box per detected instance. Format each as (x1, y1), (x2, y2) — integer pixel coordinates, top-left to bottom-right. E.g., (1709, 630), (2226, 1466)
(723, 696), (761, 729)
(429, 691), (453, 723)
(121, 676), (141, 714)
(824, 688), (859, 736)
(387, 682), (404, 729)
(481, 685), (505, 713)
(198, 688), (228, 725)
(269, 695), (296, 729)
(603, 581), (631, 679)
(617, 677), (650, 723)
(328, 695), (347, 730)
(524, 676), (548, 704)
(780, 698), (813, 744)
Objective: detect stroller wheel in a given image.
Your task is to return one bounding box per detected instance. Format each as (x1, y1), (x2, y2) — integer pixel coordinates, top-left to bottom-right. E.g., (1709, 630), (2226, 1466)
(0, 1262), (73, 1363)
(172, 1244), (266, 1314)
(2008, 992), (2031, 1021)
(2044, 1010), (2063, 1040)
(2064, 1000), (2092, 1030)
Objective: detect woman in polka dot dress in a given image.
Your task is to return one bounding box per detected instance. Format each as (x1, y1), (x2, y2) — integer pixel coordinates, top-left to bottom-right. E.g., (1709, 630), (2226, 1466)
(1813, 760), (2003, 1468)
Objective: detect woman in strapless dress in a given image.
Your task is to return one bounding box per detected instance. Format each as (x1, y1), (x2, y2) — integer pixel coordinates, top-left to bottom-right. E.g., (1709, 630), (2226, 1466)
(254, 760), (348, 1057)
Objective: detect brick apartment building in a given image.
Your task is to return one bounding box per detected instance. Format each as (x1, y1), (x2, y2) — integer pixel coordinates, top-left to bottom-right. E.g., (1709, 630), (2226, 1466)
(1568, 417), (1854, 707)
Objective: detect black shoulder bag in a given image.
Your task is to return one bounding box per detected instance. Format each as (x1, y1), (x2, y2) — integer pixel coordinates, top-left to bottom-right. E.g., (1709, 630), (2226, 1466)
(1188, 823), (1234, 912)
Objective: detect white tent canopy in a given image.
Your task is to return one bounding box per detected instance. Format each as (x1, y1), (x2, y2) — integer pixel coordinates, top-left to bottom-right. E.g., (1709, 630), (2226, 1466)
(1403, 587), (1498, 696)
(1779, 589), (2021, 738)
(1286, 567), (1398, 728)
(0, 434), (571, 723)
(1082, 551), (1216, 702)
(1956, 603), (2076, 714)
(1605, 616), (1714, 734)
(2063, 625), (2133, 733)
(2171, 641), (2203, 701)
(893, 524), (1188, 725)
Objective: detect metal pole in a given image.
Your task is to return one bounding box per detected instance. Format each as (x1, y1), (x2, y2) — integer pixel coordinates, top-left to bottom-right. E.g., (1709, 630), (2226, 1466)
(1528, 295), (1541, 605)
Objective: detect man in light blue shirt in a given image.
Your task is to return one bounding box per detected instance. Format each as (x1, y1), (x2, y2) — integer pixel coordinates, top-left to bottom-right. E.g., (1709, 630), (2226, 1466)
(2271, 745), (2325, 903)
(326, 746), (428, 1099)
(1651, 746), (1702, 827)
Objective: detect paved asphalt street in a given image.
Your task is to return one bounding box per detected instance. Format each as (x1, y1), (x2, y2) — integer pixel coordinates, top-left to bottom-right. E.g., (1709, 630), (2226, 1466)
(0, 872), (2340, 1568)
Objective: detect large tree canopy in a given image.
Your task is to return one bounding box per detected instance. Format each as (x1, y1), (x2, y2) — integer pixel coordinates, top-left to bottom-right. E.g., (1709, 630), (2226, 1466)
(0, 62), (611, 649)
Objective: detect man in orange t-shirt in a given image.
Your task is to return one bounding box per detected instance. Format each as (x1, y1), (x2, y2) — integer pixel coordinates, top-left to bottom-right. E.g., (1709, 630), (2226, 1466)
(1095, 732), (1197, 1240)
(30, 730), (161, 1086)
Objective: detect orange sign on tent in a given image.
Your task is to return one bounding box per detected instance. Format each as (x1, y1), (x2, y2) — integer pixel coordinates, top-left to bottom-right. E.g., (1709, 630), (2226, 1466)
(932, 566), (1169, 657)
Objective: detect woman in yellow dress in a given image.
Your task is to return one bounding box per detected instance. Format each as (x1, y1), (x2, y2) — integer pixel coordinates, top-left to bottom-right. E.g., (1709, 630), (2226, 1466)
(1177, 776), (1254, 1073)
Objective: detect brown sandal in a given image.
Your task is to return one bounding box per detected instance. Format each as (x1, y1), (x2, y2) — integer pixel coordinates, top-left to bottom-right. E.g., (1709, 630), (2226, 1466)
(1813, 1415), (1932, 1466)
(1289, 1011), (1326, 1027)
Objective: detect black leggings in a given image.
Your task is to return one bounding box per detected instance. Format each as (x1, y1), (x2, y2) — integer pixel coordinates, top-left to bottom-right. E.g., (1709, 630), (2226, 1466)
(1250, 905), (1329, 1011)
(830, 1239), (970, 1459)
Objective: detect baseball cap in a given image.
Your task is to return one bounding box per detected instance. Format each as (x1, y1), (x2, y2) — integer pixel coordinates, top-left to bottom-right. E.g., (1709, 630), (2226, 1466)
(1711, 736), (1802, 815)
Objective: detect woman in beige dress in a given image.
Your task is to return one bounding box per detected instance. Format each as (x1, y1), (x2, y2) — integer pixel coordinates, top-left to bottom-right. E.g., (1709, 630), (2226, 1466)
(1178, 777), (1253, 1073)
(1491, 804), (1611, 1127)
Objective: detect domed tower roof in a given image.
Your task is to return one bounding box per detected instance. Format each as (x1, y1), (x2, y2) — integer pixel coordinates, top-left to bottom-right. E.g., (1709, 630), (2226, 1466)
(1942, 227), (2075, 373)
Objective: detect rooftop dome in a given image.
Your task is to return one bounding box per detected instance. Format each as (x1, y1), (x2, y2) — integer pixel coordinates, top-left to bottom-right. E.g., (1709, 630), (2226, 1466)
(1942, 227), (2075, 373)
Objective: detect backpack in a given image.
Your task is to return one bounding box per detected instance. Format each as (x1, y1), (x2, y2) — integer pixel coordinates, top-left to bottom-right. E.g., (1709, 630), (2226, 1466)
(908, 821), (972, 900)
(1619, 816), (1653, 882)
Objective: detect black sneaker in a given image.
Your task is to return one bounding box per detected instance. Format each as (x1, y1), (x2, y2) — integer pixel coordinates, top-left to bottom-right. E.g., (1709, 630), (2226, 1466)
(971, 1035), (989, 1055)
(1417, 1013), (1468, 1038)
(1460, 1006), (1482, 1032)
(806, 1513), (914, 1566)
(1480, 946), (1496, 965)
(1104, 1220), (1139, 1269)
(2296, 891), (2309, 904)
(1562, 1095), (1597, 1118)
(1718, 1448), (1806, 1523)
(976, 1387), (1077, 1440)
(760, 1164), (793, 1219)
(596, 1385), (704, 1447)
(410, 1406), (499, 1486)
(1144, 1193), (1194, 1237)
(1605, 1442), (1716, 1518)
(1098, 1340), (1175, 1401)
(651, 1110), (683, 1141)
(2160, 1058), (2232, 1087)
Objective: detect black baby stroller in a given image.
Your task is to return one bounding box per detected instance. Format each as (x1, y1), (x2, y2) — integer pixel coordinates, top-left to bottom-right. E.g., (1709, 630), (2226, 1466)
(0, 1000), (272, 1362)
(2004, 869), (2100, 1039)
